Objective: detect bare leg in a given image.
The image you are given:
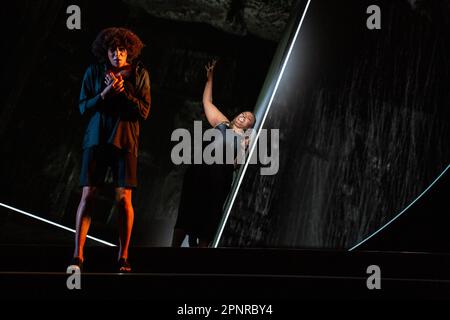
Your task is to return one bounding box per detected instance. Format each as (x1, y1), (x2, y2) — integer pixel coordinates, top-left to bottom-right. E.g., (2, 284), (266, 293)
(116, 187), (134, 260)
(73, 186), (97, 261)
(171, 228), (187, 247)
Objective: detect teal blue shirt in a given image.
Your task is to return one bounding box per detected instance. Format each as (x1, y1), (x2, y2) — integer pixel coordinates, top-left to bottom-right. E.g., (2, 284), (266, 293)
(78, 62), (151, 156)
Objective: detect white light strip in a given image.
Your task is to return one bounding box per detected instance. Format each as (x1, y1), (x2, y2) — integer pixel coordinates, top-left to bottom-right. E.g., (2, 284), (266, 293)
(349, 164), (450, 251)
(212, 0), (313, 247)
(0, 202), (116, 247)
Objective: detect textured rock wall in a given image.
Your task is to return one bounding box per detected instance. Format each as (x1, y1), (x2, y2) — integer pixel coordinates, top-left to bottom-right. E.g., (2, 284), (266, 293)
(0, 0), (279, 245)
(219, 0), (450, 249)
(124, 0), (294, 40)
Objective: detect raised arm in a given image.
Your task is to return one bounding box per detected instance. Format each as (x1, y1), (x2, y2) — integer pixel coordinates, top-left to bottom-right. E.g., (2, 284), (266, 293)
(202, 60), (229, 127)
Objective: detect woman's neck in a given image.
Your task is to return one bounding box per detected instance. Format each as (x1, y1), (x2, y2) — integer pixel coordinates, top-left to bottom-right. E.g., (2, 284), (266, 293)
(230, 122), (244, 135)
(110, 63), (131, 72)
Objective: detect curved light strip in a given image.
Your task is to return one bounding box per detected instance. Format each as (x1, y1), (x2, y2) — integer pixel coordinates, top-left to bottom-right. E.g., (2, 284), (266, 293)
(349, 164), (450, 251)
(0, 202), (116, 247)
(212, 0), (313, 247)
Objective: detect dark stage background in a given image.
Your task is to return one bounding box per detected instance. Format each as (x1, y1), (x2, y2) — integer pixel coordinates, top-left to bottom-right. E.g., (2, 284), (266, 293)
(219, 0), (450, 250)
(1, 0), (449, 252)
(0, 0), (288, 246)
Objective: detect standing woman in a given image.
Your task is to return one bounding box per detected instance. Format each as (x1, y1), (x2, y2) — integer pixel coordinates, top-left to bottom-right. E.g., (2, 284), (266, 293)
(70, 27), (151, 272)
(172, 60), (255, 247)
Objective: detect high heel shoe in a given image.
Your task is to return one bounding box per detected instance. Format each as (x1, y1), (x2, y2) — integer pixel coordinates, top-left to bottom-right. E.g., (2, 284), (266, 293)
(69, 257), (84, 271)
(117, 258), (131, 273)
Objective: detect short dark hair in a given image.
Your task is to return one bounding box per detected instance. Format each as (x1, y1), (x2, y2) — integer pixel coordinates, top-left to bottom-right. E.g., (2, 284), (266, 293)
(91, 27), (144, 63)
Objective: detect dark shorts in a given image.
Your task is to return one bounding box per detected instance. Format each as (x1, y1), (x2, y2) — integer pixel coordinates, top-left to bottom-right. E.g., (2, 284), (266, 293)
(79, 144), (137, 188)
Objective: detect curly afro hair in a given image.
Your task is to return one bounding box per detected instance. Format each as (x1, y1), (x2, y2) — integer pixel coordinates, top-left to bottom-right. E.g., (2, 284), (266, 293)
(91, 27), (144, 63)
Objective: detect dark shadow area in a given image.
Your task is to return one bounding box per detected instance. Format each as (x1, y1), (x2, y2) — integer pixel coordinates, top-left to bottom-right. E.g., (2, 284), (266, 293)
(219, 0), (450, 250)
(0, 0), (285, 246)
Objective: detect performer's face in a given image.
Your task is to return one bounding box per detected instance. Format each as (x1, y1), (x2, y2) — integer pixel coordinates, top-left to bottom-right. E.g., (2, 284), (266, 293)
(108, 46), (128, 68)
(233, 112), (255, 130)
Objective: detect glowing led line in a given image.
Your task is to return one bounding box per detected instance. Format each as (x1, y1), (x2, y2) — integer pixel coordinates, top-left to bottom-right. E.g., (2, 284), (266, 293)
(213, 0), (313, 247)
(0, 202), (116, 247)
(349, 164), (450, 251)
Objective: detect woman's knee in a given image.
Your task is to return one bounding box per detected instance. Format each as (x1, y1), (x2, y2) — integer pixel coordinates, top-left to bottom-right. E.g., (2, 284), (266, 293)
(115, 188), (133, 210)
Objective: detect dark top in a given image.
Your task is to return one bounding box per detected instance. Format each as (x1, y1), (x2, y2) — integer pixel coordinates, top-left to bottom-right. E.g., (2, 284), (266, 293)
(175, 122), (243, 241)
(209, 122), (242, 165)
(79, 62), (151, 156)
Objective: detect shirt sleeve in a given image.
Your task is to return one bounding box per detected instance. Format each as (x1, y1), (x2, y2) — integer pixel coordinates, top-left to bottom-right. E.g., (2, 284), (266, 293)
(214, 122), (230, 134)
(79, 65), (103, 116)
(122, 68), (151, 120)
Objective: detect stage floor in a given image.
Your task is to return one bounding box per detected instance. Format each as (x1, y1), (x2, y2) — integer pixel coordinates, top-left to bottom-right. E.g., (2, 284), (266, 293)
(1, 245), (449, 300)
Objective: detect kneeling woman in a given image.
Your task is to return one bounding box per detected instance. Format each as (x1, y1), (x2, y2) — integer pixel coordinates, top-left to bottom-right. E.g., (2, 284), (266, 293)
(172, 60), (255, 247)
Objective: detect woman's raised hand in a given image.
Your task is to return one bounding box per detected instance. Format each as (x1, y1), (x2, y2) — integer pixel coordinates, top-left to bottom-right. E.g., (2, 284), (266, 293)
(205, 60), (217, 79)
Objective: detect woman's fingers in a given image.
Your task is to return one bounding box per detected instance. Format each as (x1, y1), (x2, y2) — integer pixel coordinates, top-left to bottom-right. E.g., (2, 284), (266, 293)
(105, 73), (125, 94)
(112, 80), (125, 92)
(206, 60), (217, 71)
(105, 72), (118, 83)
(208, 59), (217, 68)
(105, 73), (117, 86)
(112, 78), (122, 86)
